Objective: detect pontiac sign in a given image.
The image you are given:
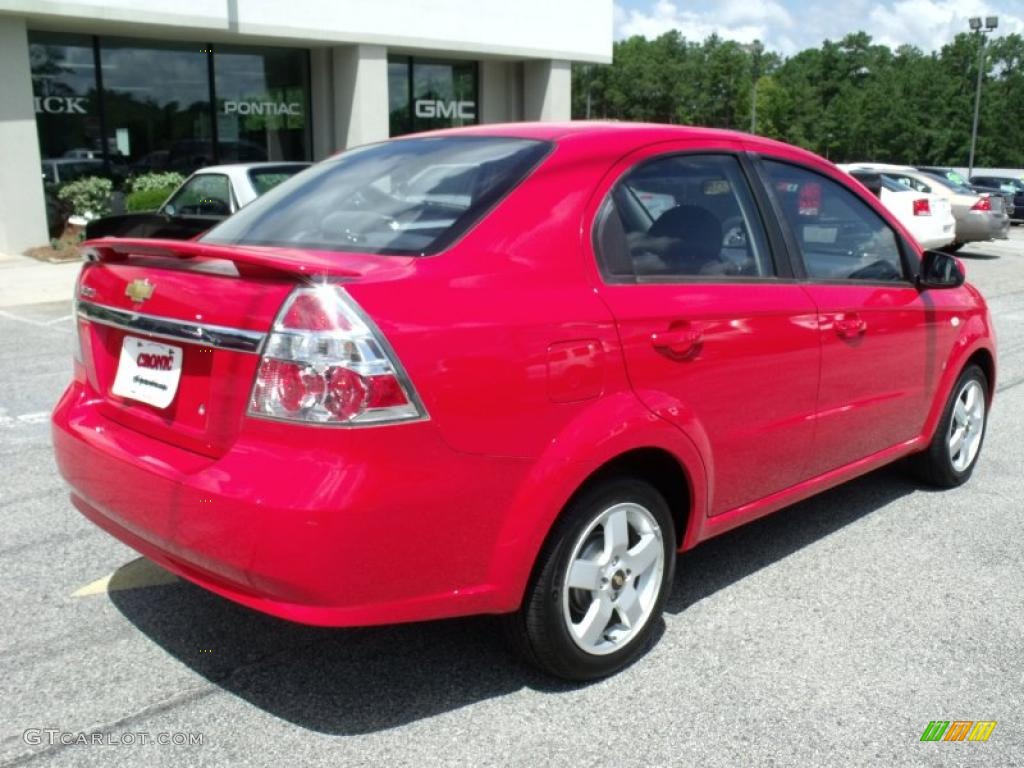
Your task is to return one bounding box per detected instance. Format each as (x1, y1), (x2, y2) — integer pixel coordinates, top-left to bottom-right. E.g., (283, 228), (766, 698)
(222, 101), (303, 116)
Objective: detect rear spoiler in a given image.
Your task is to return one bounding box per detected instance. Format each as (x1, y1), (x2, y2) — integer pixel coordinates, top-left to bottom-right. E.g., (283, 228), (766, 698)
(82, 238), (386, 279)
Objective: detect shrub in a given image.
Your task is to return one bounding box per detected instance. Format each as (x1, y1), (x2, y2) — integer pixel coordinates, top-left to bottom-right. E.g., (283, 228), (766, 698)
(128, 172), (185, 194)
(126, 186), (176, 212)
(56, 176), (113, 220)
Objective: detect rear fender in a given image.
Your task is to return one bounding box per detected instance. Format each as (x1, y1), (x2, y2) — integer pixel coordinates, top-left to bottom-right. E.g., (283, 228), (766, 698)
(483, 391), (707, 612)
(921, 310), (995, 444)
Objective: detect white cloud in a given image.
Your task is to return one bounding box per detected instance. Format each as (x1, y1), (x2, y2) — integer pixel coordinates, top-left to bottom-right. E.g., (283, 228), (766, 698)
(867, 0), (1024, 51)
(614, 0), (1024, 54)
(617, 0), (798, 52)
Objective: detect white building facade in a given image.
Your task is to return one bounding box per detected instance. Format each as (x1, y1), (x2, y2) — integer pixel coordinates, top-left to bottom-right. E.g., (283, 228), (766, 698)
(0, 0), (612, 253)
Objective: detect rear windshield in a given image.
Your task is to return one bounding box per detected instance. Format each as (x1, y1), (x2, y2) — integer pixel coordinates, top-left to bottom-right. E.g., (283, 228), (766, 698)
(921, 172), (972, 195)
(203, 137), (550, 256)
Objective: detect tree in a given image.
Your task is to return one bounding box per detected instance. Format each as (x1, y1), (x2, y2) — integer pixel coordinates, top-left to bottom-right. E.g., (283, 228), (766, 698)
(572, 31), (1024, 167)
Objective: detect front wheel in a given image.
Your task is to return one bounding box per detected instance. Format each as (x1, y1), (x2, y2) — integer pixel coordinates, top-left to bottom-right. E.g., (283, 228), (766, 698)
(912, 365), (989, 487)
(504, 478), (676, 680)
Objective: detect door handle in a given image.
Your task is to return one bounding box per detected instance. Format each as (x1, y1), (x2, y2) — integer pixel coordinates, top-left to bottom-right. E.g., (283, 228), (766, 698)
(834, 314), (867, 339)
(651, 323), (703, 361)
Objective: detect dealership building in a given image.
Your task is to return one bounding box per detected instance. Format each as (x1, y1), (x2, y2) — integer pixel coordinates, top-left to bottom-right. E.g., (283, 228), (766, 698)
(0, 0), (611, 253)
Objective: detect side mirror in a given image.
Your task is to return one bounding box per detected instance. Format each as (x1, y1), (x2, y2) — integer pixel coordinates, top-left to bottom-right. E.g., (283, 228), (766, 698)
(917, 249), (965, 289)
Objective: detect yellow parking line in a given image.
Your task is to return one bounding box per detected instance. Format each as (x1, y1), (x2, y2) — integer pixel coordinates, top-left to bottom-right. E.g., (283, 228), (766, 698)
(73, 557), (179, 597)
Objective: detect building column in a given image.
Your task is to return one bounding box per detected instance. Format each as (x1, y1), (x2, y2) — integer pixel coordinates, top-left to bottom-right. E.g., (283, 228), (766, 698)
(309, 48), (336, 160)
(0, 17), (48, 254)
(480, 60), (524, 124)
(331, 44), (389, 150)
(523, 59), (571, 122)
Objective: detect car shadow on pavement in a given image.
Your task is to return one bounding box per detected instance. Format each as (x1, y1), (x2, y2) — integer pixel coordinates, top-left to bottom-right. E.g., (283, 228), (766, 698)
(108, 463), (922, 735)
(956, 248), (1000, 260)
(665, 464), (920, 615)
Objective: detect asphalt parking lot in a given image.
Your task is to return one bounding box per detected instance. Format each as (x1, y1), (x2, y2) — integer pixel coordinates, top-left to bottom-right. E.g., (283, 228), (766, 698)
(1, 232), (1023, 767)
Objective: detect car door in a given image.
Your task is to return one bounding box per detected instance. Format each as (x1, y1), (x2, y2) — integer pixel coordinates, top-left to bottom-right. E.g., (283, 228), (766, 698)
(755, 157), (959, 475)
(590, 147), (821, 517)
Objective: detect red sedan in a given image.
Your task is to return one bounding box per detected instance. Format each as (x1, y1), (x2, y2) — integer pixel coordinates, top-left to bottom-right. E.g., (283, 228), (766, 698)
(53, 123), (995, 680)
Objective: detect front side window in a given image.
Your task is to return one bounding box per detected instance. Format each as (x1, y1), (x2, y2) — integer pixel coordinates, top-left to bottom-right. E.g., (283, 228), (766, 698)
(202, 137), (549, 255)
(163, 174), (232, 216)
(764, 160), (905, 282)
(596, 154), (774, 280)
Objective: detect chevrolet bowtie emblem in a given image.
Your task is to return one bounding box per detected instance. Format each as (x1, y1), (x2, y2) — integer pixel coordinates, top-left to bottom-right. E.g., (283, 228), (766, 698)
(125, 279), (155, 303)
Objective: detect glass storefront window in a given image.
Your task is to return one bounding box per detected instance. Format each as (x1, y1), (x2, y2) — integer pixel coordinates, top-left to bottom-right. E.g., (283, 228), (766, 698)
(28, 32), (312, 185)
(388, 57), (412, 138)
(388, 56), (478, 137)
(100, 38), (213, 176)
(214, 46), (311, 163)
(30, 33), (104, 180)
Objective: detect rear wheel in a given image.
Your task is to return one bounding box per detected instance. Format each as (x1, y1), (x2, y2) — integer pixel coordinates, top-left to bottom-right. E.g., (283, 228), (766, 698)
(912, 365), (989, 487)
(504, 477), (676, 680)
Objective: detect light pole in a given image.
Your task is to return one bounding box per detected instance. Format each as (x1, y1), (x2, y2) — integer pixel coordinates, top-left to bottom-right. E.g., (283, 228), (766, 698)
(968, 15), (998, 177)
(743, 42), (764, 134)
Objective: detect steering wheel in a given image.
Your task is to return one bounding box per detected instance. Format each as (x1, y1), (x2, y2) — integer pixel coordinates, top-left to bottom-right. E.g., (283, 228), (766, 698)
(721, 216), (748, 248)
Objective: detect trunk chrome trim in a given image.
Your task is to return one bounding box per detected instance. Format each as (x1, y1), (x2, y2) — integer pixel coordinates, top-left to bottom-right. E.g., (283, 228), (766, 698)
(77, 300), (266, 354)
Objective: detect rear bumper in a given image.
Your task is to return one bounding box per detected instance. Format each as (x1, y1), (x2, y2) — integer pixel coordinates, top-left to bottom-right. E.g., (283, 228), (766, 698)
(955, 211), (1010, 243)
(52, 382), (529, 626)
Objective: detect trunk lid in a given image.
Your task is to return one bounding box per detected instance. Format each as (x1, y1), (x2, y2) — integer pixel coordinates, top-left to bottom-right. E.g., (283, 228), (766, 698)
(76, 238), (413, 456)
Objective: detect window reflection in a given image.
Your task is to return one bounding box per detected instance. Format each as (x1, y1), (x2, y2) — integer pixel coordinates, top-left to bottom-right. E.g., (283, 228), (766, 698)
(30, 33), (104, 176)
(214, 46), (310, 163)
(388, 56), (478, 137)
(100, 38), (212, 175)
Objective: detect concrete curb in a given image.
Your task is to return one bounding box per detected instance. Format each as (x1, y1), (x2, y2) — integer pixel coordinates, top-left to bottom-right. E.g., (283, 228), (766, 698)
(0, 253), (81, 308)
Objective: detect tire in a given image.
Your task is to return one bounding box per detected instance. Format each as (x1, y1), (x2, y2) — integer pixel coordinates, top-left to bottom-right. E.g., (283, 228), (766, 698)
(912, 365), (989, 487)
(504, 477), (676, 681)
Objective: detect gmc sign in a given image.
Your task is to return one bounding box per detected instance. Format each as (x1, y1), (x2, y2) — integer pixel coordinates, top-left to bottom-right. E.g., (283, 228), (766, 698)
(414, 100), (476, 120)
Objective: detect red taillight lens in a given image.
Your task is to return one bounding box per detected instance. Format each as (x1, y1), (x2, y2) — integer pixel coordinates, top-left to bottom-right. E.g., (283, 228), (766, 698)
(972, 196), (992, 212)
(913, 198), (931, 216)
(248, 285), (425, 426)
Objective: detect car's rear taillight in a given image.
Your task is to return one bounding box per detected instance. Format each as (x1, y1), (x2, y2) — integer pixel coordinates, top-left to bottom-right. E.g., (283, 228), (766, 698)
(912, 198), (931, 216)
(248, 284), (426, 425)
(72, 268), (85, 365)
(971, 196), (992, 212)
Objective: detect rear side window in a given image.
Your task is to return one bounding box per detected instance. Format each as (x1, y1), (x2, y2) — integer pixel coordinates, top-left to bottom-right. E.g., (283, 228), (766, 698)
(247, 166), (308, 196)
(763, 160), (906, 282)
(203, 137), (550, 256)
(596, 154), (774, 280)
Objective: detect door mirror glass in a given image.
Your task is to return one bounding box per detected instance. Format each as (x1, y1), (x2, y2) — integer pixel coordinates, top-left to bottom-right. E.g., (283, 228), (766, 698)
(918, 250), (965, 289)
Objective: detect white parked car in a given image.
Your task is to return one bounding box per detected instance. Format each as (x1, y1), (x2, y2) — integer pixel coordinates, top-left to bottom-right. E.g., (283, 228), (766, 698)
(84, 162), (311, 240)
(843, 163), (1009, 250)
(839, 164), (955, 250)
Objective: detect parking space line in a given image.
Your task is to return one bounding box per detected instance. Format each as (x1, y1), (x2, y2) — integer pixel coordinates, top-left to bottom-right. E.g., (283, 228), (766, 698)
(73, 557), (180, 597)
(0, 411), (51, 428)
(0, 309), (72, 334)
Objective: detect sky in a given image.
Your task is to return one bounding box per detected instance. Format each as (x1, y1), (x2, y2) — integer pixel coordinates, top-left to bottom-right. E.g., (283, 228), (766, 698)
(614, 0), (1024, 55)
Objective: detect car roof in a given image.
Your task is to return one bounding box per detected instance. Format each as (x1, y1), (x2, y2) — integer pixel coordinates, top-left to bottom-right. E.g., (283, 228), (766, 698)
(404, 121), (826, 164)
(193, 162), (311, 174)
(843, 162), (918, 173)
